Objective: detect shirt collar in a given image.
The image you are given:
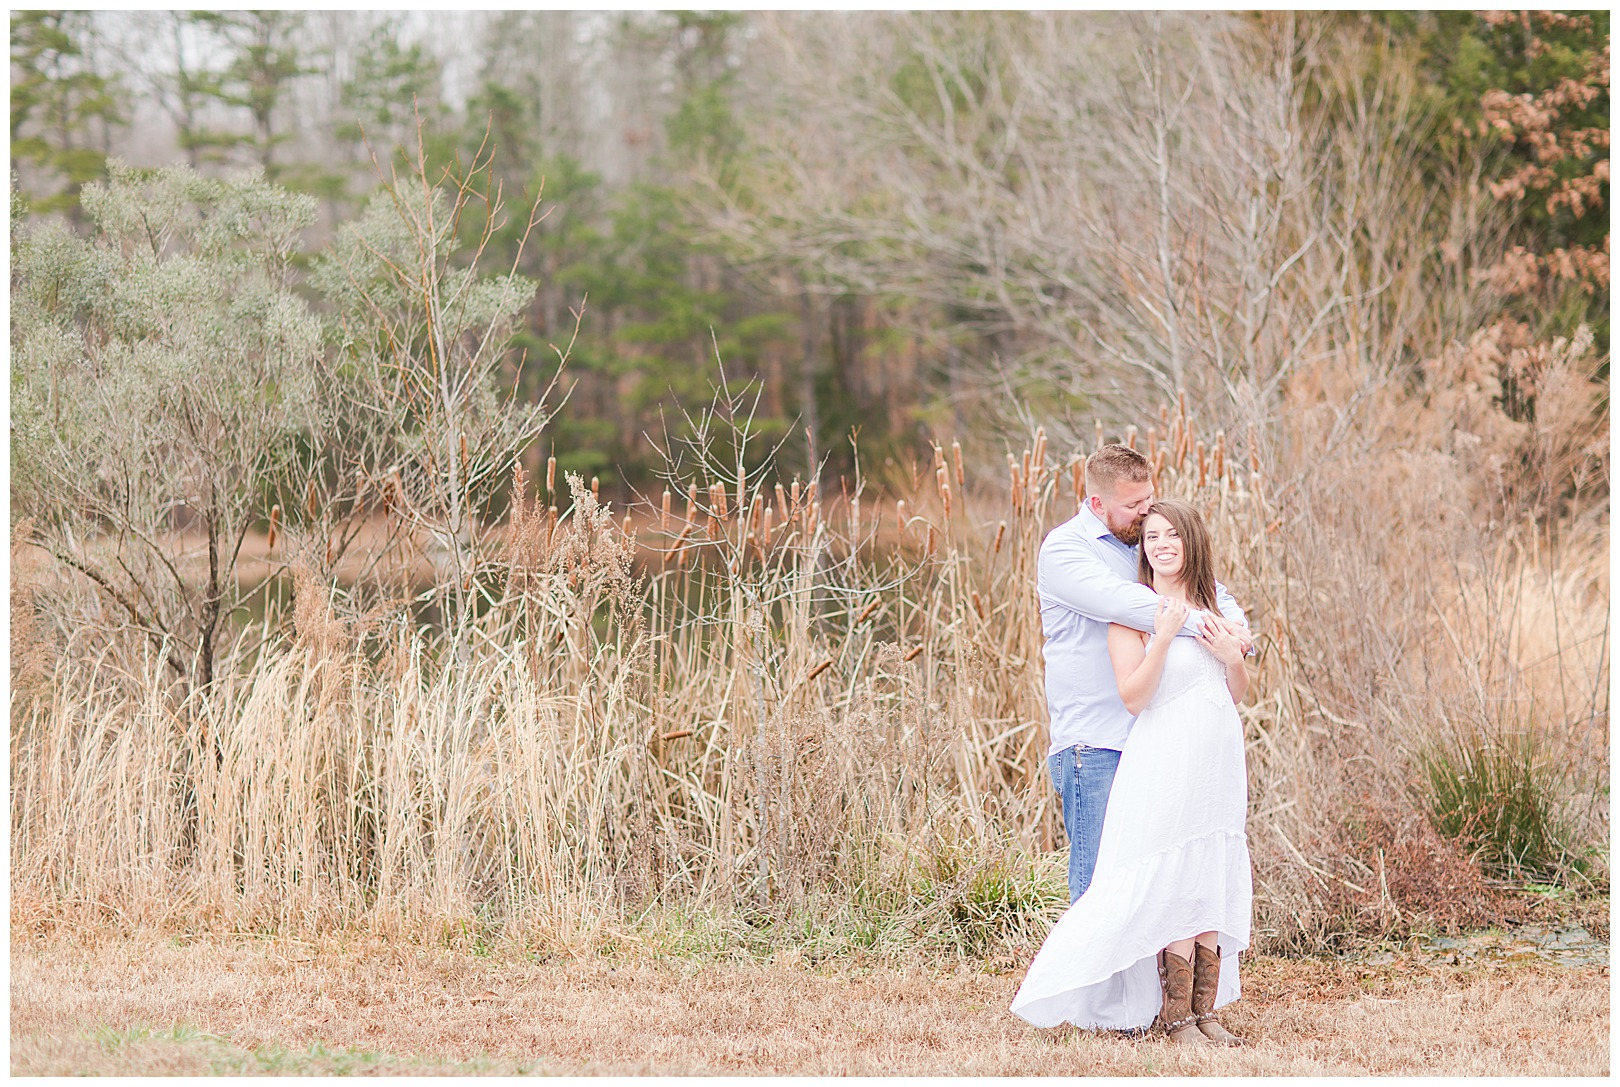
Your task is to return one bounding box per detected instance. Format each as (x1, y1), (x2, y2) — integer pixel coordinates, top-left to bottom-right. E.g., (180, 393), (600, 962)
(1076, 503), (1124, 543)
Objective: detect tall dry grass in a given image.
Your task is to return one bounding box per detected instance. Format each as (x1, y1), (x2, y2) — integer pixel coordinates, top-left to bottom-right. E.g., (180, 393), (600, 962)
(11, 384), (1608, 957)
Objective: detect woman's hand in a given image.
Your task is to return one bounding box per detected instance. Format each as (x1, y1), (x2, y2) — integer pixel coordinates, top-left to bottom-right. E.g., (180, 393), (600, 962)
(1197, 614), (1245, 666)
(1153, 594), (1189, 638)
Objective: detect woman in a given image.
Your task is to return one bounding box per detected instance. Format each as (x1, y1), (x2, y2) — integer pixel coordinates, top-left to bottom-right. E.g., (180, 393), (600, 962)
(1011, 498), (1252, 1046)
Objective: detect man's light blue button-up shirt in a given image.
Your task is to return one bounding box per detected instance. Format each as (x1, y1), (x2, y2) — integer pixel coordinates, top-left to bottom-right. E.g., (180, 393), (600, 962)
(1037, 504), (1248, 756)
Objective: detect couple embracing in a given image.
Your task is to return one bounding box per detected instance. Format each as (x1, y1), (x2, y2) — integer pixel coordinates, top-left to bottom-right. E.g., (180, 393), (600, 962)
(1011, 442), (1253, 1047)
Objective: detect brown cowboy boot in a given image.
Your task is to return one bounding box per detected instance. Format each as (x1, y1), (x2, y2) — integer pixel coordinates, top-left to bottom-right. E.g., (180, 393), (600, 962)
(1154, 949), (1210, 1045)
(1191, 943), (1244, 1045)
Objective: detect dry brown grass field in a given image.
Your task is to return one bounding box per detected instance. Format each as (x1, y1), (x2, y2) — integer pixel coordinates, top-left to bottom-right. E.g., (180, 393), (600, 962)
(10, 927), (1608, 1076)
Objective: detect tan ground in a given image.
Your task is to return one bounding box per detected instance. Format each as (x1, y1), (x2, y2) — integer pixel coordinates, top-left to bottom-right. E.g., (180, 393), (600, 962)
(10, 934), (1609, 1076)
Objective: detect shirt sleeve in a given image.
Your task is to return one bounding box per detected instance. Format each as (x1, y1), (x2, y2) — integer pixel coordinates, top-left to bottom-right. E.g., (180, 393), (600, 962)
(1037, 530), (1163, 634)
(1213, 580), (1248, 628)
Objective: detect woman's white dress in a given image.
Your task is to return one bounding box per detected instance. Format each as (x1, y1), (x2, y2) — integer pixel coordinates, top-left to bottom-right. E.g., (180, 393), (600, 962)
(1011, 629), (1252, 1030)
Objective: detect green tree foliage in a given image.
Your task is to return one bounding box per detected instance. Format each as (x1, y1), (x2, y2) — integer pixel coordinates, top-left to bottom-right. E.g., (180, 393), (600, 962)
(1373, 11), (1609, 344)
(10, 10), (123, 216)
(183, 11), (311, 174)
(11, 162), (324, 692)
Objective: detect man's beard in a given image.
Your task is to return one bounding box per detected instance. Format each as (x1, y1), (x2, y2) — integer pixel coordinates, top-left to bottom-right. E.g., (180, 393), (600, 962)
(1114, 518), (1144, 546)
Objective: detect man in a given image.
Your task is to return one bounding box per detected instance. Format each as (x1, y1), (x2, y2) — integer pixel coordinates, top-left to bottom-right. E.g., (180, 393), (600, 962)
(1039, 443), (1251, 901)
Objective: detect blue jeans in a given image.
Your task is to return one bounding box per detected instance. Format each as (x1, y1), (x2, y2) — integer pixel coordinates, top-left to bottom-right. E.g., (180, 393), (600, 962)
(1048, 744), (1122, 902)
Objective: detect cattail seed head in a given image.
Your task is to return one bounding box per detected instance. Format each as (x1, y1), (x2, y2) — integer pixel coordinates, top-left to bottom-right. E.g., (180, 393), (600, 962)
(1146, 426), (1158, 459)
(686, 483), (698, 523)
(775, 482), (787, 515)
(546, 455), (556, 496)
(971, 590), (986, 620)
(926, 523), (937, 556)
(904, 644), (924, 662)
(267, 504), (280, 550)
(1094, 419), (1104, 450)
(896, 499), (909, 535)
(941, 482), (953, 520)
(791, 479), (801, 507)
(856, 598), (880, 624)
(661, 489), (671, 531)
(993, 520), (1006, 554)
(591, 476), (600, 501)
(1033, 427), (1047, 471)
(1125, 424), (1138, 450)
(1073, 461), (1085, 508)
(952, 441), (964, 487)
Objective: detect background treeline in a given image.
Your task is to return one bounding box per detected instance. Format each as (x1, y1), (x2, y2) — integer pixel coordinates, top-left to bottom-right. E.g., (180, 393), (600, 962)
(12, 10), (1608, 491)
(10, 10), (1609, 957)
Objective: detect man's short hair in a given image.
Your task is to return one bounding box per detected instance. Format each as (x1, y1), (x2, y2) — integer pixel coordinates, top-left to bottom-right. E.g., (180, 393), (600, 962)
(1085, 443), (1151, 497)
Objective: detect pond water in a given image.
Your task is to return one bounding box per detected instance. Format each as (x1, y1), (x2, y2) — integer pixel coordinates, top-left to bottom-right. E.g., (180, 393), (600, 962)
(1364, 925), (1608, 969)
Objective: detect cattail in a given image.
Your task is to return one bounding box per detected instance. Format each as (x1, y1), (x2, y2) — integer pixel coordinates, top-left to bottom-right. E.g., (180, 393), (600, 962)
(459, 433), (468, 475)
(1125, 424), (1138, 450)
(856, 598), (880, 624)
(926, 523), (937, 556)
(657, 729), (694, 743)
(952, 441), (964, 487)
(993, 520), (1007, 554)
(736, 462), (748, 518)
(546, 455), (557, 498)
(936, 463), (948, 496)
(933, 444), (946, 471)
(904, 644), (924, 662)
(1146, 426), (1158, 460)
(762, 505), (773, 542)
(1151, 449), (1166, 491)
(775, 482), (787, 515)
(622, 512), (633, 536)
(547, 505), (558, 543)
(1212, 430), (1226, 480)
(1159, 402), (1171, 431)
(806, 658), (833, 682)
(1094, 419), (1104, 450)
(267, 504), (280, 550)
(971, 590), (986, 620)
(896, 499), (909, 536)
(1196, 440), (1208, 487)
(791, 479), (801, 509)
(670, 522), (692, 566)
(661, 488), (671, 531)
(941, 482), (953, 520)
(1021, 448), (1032, 490)
(1073, 461), (1084, 509)
(686, 483), (699, 525)
(1033, 427), (1047, 472)
(712, 482), (728, 519)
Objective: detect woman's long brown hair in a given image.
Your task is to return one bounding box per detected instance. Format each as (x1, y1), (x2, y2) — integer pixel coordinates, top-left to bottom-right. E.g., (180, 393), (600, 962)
(1137, 498), (1219, 611)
